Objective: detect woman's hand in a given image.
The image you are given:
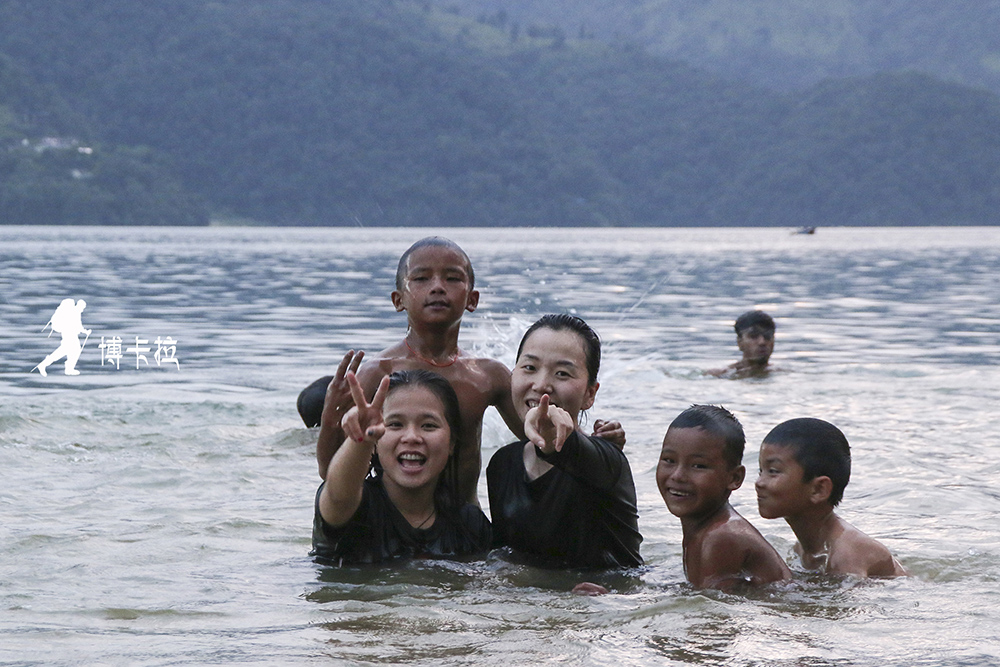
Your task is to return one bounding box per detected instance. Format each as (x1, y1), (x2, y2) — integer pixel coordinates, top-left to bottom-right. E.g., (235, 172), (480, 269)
(341, 370), (389, 447)
(524, 394), (575, 454)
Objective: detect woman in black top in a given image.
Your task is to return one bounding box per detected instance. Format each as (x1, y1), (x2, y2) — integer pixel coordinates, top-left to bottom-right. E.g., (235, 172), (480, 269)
(487, 314), (642, 570)
(312, 369), (490, 565)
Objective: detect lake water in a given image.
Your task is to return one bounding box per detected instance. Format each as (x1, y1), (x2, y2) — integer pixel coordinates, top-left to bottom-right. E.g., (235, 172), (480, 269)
(2, 225), (999, 666)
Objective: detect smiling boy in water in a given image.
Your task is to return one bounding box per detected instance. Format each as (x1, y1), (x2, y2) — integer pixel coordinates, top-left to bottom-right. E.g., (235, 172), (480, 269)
(707, 310), (775, 378)
(755, 418), (907, 578)
(301, 237), (624, 504)
(658, 405), (791, 590)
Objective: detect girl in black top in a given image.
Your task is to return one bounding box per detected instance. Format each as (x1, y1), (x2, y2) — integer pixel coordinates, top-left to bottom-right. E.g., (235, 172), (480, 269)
(312, 369), (491, 565)
(487, 314), (642, 570)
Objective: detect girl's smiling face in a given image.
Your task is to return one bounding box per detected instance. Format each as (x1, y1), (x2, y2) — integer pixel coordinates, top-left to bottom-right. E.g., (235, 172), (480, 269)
(376, 385), (453, 493)
(511, 327), (598, 427)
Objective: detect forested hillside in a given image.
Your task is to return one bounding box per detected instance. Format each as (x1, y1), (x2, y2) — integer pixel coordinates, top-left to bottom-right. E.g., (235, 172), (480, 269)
(440, 0), (1000, 94)
(1, 0), (998, 226)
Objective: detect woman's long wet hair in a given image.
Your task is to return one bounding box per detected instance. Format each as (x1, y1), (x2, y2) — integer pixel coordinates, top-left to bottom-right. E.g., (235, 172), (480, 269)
(370, 369), (463, 512)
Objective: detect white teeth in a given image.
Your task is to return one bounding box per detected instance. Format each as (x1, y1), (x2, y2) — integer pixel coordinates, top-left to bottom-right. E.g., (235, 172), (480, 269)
(399, 453), (426, 462)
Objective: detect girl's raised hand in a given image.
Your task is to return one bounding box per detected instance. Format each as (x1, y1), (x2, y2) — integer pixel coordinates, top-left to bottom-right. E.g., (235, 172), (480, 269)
(341, 372), (390, 446)
(525, 394), (575, 454)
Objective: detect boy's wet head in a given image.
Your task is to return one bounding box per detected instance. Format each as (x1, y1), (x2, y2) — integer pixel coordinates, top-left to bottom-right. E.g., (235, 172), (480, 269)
(396, 237), (475, 291)
(668, 405), (745, 468)
(762, 418), (851, 506)
(734, 310), (775, 337)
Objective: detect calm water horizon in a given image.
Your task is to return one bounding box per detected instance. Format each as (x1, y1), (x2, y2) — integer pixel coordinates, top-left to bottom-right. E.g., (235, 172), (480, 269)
(2, 225), (999, 665)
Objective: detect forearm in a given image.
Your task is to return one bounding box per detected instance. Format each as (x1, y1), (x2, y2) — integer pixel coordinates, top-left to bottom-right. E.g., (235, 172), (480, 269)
(537, 431), (624, 490)
(318, 437), (372, 526)
(316, 412), (345, 478)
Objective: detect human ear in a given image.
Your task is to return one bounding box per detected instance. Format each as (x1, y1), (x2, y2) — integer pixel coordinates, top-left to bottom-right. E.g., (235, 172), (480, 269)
(391, 290), (405, 312)
(581, 381), (599, 411)
(465, 289), (480, 313)
(810, 476), (833, 504)
(729, 464), (746, 490)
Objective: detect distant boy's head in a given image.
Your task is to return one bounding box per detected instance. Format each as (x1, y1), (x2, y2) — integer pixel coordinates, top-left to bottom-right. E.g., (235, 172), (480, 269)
(762, 418), (851, 507)
(734, 310), (775, 365)
(395, 237), (475, 291)
(657, 405), (747, 519)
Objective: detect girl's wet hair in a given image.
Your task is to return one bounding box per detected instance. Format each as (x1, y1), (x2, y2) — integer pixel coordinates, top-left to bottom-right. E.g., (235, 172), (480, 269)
(763, 418), (851, 506)
(669, 405), (746, 469)
(515, 313), (601, 385)
(372, 369), (463, 510)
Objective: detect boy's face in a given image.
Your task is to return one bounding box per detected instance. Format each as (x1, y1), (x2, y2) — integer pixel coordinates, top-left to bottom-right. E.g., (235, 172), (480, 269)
(657, 427), (744, 521)
(391, 246), (479, 324)
(737, 326), (774, 364)
(755, 441), (812, 519)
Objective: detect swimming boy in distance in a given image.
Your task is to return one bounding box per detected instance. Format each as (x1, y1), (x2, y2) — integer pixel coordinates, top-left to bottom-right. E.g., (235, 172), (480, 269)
(302, 237), (625, 504)
(756, 418), (907, 578)
(707, 310), (775, 379)
(658, 405), (791, 590)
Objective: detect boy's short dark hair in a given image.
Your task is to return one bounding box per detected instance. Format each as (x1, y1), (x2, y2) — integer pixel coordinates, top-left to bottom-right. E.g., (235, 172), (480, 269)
(395, 237), (475, 291)
(763, 418), (851, 506)
(669, 405), (745, 469)
(734, 310), (775, 336)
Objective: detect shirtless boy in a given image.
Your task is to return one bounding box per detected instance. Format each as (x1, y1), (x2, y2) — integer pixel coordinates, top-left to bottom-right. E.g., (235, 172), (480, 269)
(301, 237), (623, 503)
(707, 310), (775, 378)
(755, 418), (907, 578)
(658, 405), (791, 590)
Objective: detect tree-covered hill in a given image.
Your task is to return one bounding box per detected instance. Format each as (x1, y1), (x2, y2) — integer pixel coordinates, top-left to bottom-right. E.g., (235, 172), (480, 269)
(0, 53), (208, 225)
(437, 1), (1000, 95)
(1, 0), (998, 226)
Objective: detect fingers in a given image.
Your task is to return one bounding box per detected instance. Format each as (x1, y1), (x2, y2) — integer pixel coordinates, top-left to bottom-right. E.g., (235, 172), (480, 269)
(334, 349), (365, 381)
(553, 420), (572, 452)
(341, 408), (365, 443)
(571, 582), (608, 596)
(368, 374), (391, 415)
(346, 371), (366, 408)
(537, 394), (550, 419)
(592, 420), (626, 449)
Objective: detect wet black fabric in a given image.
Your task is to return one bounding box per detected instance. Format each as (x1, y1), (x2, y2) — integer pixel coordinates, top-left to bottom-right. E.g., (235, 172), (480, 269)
(486, 431), (643, 569)
(311, 477), (492, 565)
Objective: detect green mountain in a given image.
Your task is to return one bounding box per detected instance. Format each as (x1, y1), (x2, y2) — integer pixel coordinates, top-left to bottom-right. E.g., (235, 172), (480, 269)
(0, 53), (208, 225)
(1, 0), (998, 226)
(437, 1), (1000, 94)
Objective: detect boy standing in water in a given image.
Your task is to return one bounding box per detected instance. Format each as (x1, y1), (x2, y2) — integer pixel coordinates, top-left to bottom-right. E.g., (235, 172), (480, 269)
(707, 310), (775, 378)
(658, 405), (791, 590)
(302, 237), (623, 504)
(755, 418), (907, 577)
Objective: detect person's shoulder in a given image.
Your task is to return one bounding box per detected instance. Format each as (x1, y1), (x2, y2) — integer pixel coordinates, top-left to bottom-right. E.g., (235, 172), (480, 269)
(828, 521), (906, 577)
(486, 440), (525, 471)
(456, 354), (511, 381)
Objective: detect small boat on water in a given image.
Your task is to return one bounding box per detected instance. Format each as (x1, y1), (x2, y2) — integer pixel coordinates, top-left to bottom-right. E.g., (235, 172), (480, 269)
(793, 226), (817, 235)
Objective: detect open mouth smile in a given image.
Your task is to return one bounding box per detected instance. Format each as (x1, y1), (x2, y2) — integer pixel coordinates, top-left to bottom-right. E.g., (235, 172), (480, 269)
(398, 452), (428, 469)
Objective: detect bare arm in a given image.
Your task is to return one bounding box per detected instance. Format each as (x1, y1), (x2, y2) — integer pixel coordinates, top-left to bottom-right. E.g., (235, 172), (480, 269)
(489, 361), (526, 440)
(318, 373), (389, 527)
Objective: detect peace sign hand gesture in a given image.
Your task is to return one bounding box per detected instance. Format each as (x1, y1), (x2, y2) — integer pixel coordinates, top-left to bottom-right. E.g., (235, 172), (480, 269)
(340, 371), (390, 447)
